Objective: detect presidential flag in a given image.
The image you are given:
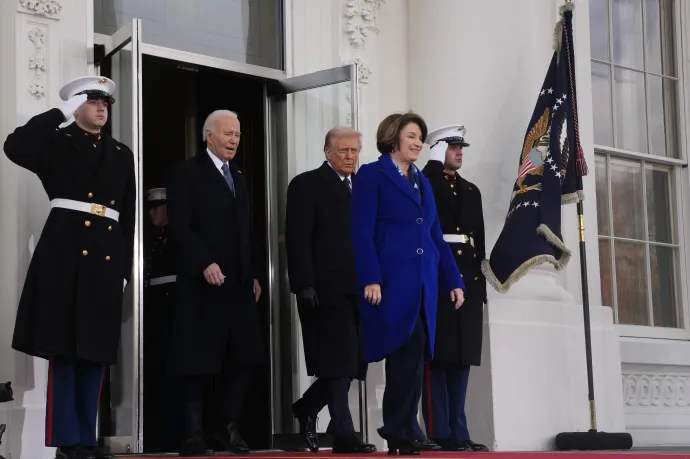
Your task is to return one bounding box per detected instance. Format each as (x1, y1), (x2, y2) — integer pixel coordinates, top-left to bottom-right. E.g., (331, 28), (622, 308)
(482, 4), (588, 293)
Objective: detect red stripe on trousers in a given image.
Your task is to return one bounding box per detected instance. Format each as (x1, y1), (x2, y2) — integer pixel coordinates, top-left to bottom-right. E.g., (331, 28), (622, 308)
(424, 362), (434, 439)
(46, 357), (54, 446)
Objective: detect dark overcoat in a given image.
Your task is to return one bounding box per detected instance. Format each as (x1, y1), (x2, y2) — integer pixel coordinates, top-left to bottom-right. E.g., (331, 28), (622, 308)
(422, 160), (486, 367)
(285, 162), (364, 379)
(166, 151), (264, 376)
(351, 155), (464, 364)
(4, 108), (136, 365)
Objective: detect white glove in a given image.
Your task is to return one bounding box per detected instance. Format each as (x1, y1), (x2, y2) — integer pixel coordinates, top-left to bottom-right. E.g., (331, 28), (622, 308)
(59, 94), (88, 120)
(429, 140), (448, 162)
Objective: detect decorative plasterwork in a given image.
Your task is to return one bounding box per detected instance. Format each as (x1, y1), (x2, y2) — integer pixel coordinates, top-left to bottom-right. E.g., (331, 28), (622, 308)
(18, 0), (63, 18)
(27, 26), (47, 99)
(622, 373), (690, 407)
(344, 0), (385, 47)
(344, 58), (372, 125)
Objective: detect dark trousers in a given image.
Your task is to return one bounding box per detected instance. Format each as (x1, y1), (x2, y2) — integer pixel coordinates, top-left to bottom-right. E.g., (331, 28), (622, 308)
(182, 367), (253, 437)
(293, 377), (355, 437)
(378, 316), (427, 442)
(45, 357), (106, 447)
(422, 363), (471, 442)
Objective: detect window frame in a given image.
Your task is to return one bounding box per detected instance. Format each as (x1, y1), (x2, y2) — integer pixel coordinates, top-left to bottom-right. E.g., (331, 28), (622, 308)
(590, 0), (690, 340)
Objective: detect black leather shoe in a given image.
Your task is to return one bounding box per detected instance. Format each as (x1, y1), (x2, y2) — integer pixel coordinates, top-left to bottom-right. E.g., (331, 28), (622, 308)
(296, 414), (319, 453)
(55, 446), (94, 459)
(88, 447), (115, 459)
(332, 434), (376, 454)
(459, 439), (490, 452)
(386, 439), (419, 456)
(179, 435), (215, 456)
(431, 438), (471, 452)
(211, 421), (250, 454)
(410, 439), (441, 451)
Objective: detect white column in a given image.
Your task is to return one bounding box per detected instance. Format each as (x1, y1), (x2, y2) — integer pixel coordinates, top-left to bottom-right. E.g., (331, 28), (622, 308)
(0, 1), (90, 458)
(407, 0), (625, 450)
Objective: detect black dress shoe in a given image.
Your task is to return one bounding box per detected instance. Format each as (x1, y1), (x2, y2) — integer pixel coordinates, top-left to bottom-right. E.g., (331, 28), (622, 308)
(332, 434), (377, 454)
(211, 421), (250, 454)
(87, 446), (116, 459)
(431, 437), (471, 452)
(55, 446), (94, 459)
(179, 435), (215, 457)
(410, 439), (441, 451)
(386, 439), (419, 456)
(459, 439), (490, 452)
(296, 414), (319, 453)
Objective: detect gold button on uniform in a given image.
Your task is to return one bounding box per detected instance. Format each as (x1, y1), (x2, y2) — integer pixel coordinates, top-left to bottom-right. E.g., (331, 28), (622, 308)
(108, 226), (113, 231)
(85, 221), (91, 227)
(453, 192), (457, 196)
(457, 250), (463, 256)
(82, 250), (88, 256)
(110, 200), (115, 205)
(474, 277), (479, 281)
(105, 256), (111, 261)
(456, 227), (460, 231)
(88, 192), (93, 199)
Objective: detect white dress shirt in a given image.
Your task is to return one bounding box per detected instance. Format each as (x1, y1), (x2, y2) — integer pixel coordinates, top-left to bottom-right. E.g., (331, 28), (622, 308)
(328, 161), (352, 190)
(207, 148), (227, 174)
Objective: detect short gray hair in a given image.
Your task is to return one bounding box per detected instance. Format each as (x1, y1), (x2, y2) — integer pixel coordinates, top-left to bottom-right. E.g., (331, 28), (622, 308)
(323, 126), (362, 151)
(202, 110), (239, 143)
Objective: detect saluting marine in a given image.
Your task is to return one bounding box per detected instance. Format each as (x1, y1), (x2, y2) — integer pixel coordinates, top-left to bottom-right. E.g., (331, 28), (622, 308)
(421, 125), (489, 452)
(4, 76), (135, 459)
(143, 187), (182, 452)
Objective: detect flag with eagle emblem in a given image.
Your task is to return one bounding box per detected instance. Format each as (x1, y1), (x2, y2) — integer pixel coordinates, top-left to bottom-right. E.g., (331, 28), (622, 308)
(481, 4), (588, 293)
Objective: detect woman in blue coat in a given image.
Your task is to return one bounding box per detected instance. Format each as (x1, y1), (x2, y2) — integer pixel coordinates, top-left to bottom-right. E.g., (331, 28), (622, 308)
(351, 112), (465, 455)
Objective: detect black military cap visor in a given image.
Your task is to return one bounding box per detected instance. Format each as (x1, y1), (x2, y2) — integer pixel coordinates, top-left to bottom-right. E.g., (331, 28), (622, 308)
(78, 90), (115, 105)
(441, 136), (470, 147)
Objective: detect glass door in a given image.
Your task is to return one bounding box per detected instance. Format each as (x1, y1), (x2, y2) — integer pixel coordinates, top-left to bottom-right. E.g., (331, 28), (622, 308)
(264, 63), (368, 448)
(94, 18), (144, 455)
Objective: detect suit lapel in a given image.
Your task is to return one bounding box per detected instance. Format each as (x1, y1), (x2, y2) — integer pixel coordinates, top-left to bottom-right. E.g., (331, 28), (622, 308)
(319, 162), (351, 202)
(197, 151), (236, 199)
(379, 155), (420, 206)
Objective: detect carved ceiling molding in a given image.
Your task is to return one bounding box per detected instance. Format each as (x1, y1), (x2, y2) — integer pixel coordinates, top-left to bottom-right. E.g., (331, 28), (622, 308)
(622, 373), (690, 408)
(27, 25), (47, 99)
(18, 0), (63, 18)
(344, 0), (385, 48)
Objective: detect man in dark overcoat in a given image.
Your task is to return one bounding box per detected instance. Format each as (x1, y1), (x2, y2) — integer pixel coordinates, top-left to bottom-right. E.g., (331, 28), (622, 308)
(4, 76), (135, 459)
(167, 110), (263, 457)
(142, 188), (182, 452)
(285, 127), (375, 455)
(421, 125), (489, 452)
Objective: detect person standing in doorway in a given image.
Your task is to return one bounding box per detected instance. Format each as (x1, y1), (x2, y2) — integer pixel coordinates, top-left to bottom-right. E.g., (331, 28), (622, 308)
(4, 76), (136, 459)
(143, 187), (182, 452)
(421, 125), (489, 452)
(285, 127), (376, 455)
(167, 110), (264, 456)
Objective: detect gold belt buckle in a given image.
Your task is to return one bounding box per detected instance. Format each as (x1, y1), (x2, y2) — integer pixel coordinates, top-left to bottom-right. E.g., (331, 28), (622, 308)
(90, 203), (106, 217)
(459, 234), (469, 244)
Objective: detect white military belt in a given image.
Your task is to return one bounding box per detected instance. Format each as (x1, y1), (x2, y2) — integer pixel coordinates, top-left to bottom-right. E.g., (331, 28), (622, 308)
(149, 275), (177, 286)
(443, 234), (473, 246)
(51, 198), (120, 221)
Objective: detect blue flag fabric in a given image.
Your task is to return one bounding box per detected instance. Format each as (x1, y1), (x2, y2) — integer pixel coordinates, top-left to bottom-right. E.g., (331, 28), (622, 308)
(482, 5), (588, 293)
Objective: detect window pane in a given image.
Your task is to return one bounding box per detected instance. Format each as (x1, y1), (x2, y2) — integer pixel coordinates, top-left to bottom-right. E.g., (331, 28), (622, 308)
(610, 159), (645, 239)
(612, 0), (644, 70)
(647, 76), (678, 158)
(599, 238), (614, 307)
(645, 164), (673, 242)
(592, 62), (614, 147)
(650, 244), (678, 327)
(614, 68), (647, 152)
(644, 0), (676, 76)
(93, 0), (284, 70)
(590, 0), (611, 61)
(615, 241), (649, 325)
(595, 156), (611, 235)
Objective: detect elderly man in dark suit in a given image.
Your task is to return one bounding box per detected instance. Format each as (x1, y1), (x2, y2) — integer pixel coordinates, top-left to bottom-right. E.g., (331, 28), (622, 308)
(167, 110), (263, 457)
(285, 127), (375, 454)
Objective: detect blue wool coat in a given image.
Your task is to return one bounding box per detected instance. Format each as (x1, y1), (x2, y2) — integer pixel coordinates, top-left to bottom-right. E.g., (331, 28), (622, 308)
(351, 155), (464, 363)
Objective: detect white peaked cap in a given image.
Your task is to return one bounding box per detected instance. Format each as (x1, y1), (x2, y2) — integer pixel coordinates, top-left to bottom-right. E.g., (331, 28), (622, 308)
(59, 76), (116, 102)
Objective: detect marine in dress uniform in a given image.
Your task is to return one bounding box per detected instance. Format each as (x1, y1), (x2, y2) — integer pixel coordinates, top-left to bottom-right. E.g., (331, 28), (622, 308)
(285, 127), (375, 454)
(4, 76), (136, 459)
(142, 188), (182, 452)
(167, 110), (264, 457)
(421, 125), (489, 452)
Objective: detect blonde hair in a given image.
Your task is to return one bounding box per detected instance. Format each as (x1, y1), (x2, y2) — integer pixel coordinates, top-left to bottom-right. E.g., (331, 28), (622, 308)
(323, 126), (362, 151)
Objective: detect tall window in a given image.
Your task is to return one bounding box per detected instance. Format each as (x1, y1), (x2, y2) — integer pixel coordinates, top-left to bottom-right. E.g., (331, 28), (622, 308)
(590, 0), (686, 332)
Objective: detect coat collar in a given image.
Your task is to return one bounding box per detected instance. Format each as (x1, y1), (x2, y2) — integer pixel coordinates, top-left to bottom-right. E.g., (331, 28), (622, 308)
(61, 122), (120, 193)
(319, 161), (353, 202)
(378, 154), (421, 207)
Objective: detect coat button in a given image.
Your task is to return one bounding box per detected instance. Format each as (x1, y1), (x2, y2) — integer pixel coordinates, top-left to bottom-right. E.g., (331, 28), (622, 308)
(108, 226), (113, 231)
(416, 248), (423, 255)
(85, 221), (91, 227)
(457, 250), (463, 256)
(82, 250), (88, 256)
(105, 256), (111, 261)
(416, 218), (423, 224)
(88, 192), (93, 199)
(453, 192), (457, 195)
(474, 277), (479, 281)
(110, 200), (115, 205)
(456, 227), (460, 231)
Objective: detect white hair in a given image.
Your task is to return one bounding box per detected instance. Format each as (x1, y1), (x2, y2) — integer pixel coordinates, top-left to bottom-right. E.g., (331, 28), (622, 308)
(202, 109), (239, 143)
